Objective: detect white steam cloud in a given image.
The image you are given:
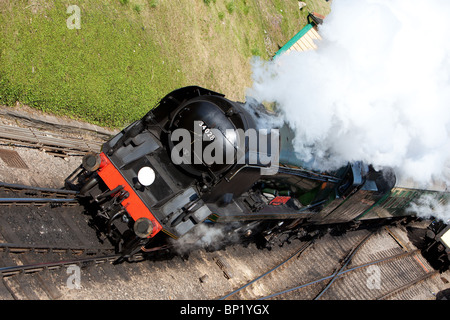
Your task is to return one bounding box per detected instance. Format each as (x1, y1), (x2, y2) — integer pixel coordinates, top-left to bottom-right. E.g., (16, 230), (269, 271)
(170, 224), (231, 255)
(407, 194), (450, 224)
(247, 0), (450, 185)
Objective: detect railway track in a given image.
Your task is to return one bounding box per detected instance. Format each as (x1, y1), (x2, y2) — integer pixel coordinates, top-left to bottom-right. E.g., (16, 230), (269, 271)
(219, 227), (441, 300)
(0, 123), (103, 157)
(0, 180), (118, 299)
(0, 182), (445, 300)
(0, 186), (442, 301)
(0, 244), (117, 277)
(0, 182), (78, 206)
(0, 243), (118, 299)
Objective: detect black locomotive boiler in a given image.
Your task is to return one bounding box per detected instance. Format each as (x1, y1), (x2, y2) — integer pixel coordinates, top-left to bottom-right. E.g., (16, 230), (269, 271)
(67, 86), (450, 264)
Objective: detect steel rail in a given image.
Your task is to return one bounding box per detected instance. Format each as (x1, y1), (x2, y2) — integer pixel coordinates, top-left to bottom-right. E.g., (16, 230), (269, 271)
(0, 181), (78, 195)
(0, 198), (77, 204)
(376, 270), (439, 300)
(0, 182), (79, 205)
(219, 240), (315, 300)
(313, 231), (374, 300)
(0, 243), (114, 254)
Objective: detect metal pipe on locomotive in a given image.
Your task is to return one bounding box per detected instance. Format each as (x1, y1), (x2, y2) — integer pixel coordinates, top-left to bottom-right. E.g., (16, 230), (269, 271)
(66, 86), (450, 266)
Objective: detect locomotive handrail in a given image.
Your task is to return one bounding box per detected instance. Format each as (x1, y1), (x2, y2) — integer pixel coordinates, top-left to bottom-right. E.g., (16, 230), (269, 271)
(226, 163), (341, 184)
(277, 166), (342, 183)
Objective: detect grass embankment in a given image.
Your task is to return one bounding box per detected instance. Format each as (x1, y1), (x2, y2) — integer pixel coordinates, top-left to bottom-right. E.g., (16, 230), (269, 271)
(0, 0), (330, 127)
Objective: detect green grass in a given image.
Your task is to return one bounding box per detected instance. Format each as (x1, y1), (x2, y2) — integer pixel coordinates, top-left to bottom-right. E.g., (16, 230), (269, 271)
(225, 1), (236, 14)
(148, 0), (158, 8)
(0, 0), (330, 128)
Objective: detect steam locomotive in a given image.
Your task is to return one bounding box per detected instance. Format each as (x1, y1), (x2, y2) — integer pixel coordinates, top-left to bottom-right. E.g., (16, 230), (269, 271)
(66, 86), (450, 265)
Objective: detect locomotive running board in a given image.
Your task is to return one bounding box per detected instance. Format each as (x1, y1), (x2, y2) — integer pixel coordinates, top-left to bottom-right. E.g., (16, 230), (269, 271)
(207, 200), (326, 223)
